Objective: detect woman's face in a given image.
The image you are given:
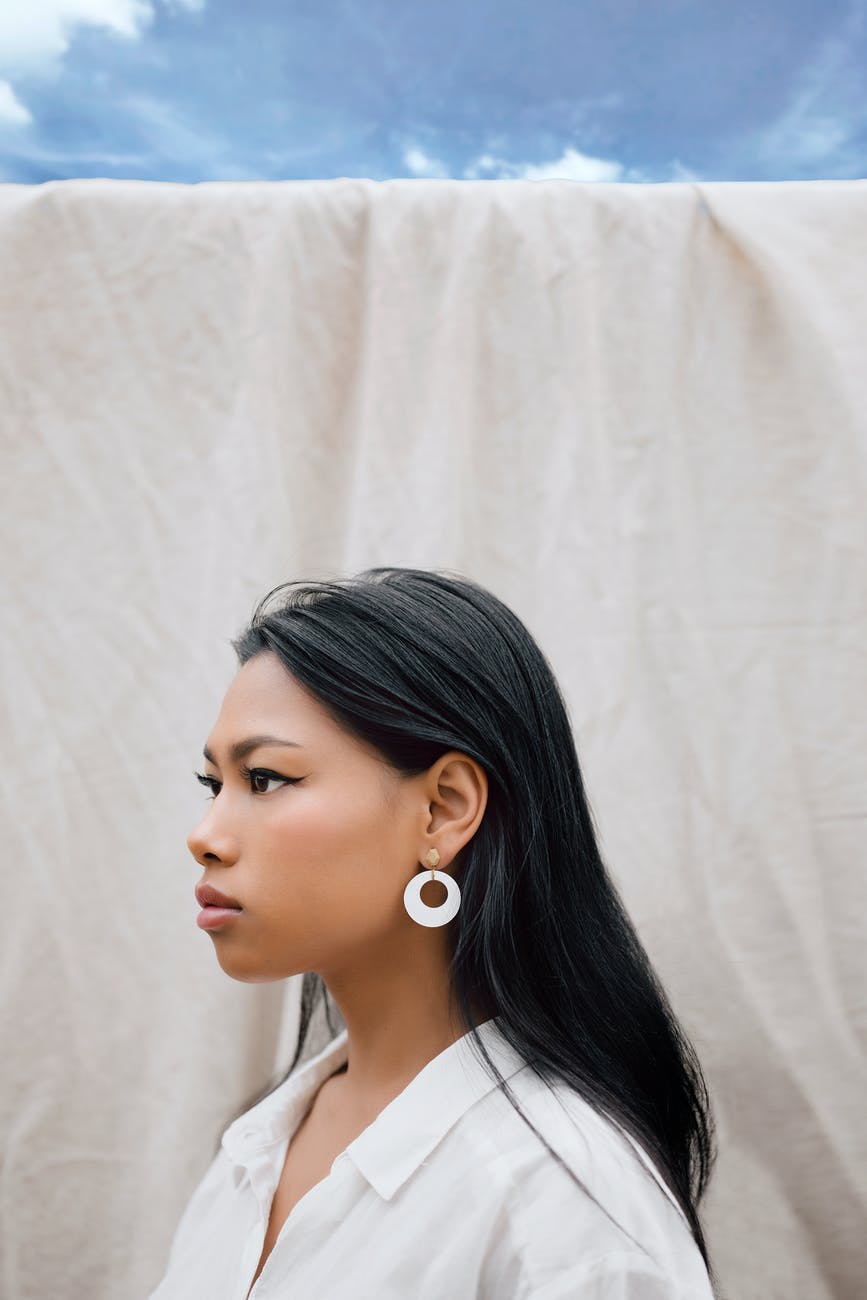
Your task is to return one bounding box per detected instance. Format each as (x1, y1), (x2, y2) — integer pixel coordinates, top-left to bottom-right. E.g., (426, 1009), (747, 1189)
(187, 650), (429, 983)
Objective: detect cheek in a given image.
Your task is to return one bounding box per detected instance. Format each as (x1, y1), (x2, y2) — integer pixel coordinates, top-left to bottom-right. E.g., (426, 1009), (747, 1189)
(259, 782), (402, 910)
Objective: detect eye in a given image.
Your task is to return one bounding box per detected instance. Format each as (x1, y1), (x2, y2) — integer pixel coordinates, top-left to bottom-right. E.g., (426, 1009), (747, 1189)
(194, 771), (220, 800)
(241, 765), (299, 795)
(193, 768), (300, 799)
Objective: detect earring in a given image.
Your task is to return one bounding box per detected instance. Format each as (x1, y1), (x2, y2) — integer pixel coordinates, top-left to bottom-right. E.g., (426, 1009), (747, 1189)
(403, 847), (461, 928)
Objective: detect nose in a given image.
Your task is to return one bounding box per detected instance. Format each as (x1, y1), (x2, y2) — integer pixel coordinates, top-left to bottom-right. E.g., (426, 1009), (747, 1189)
(186, 806), (239, 867)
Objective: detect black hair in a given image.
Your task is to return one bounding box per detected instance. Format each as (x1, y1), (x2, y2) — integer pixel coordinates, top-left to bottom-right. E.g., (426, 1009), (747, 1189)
(214, 566), (719, 1291)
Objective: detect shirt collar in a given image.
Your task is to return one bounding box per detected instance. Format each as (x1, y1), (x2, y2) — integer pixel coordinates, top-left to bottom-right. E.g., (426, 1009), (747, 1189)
(221, 1016), (528, 1201)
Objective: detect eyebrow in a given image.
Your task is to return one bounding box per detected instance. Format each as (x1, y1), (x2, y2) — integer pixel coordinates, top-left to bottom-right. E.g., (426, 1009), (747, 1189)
(202, 735), (303, 765)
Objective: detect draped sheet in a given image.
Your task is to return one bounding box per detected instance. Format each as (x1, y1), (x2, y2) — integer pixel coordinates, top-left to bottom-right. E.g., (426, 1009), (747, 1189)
(0, 177), (864, 1300)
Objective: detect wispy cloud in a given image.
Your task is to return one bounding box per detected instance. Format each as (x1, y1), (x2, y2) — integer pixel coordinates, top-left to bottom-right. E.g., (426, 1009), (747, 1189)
(0, 80), (32, 126)
(731, 4), (867, 178)
(0, 1), (863, 184)
(112, 92), (253, 177)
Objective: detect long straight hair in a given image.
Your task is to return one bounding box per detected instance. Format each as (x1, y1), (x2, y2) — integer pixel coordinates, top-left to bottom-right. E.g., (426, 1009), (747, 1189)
(217, 566), (719, 1291)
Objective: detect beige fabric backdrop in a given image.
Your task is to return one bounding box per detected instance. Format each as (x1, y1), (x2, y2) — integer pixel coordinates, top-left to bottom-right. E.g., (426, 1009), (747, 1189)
(0, 177), (864, 1300)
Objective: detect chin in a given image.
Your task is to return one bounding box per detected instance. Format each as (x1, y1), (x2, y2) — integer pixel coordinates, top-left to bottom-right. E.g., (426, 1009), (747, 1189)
(214, 952), (303, 984)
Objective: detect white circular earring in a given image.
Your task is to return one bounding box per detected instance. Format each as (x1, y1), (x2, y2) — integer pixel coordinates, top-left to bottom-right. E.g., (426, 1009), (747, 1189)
(403, 848), (461, 928)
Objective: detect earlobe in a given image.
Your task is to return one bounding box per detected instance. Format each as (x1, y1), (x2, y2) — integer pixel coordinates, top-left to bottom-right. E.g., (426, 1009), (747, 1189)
(403, 853), (462, 927)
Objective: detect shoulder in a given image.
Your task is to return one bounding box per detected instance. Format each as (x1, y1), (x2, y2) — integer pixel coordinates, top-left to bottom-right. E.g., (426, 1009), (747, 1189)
(458, 1069), (714, 1299)
(485, 1248), (696, 1300)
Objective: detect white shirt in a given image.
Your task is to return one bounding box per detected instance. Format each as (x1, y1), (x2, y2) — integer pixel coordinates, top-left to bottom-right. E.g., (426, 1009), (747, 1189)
(148, 1017), (715, 1299)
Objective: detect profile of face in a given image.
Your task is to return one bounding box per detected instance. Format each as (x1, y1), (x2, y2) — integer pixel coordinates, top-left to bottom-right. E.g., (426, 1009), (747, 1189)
(187, 650), (487, 985)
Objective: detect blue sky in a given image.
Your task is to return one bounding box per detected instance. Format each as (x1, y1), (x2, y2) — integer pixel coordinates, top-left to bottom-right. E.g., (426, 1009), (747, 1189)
(0, 0), (865, 184)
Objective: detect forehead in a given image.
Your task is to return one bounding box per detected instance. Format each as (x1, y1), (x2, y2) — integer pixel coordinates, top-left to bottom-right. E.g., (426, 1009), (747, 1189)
(206, 652), (360, 756)
(220, 652), (317, 715)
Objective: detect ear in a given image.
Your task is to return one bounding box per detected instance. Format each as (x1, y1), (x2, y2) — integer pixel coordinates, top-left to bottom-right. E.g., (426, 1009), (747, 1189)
(421, 751), (488, 866)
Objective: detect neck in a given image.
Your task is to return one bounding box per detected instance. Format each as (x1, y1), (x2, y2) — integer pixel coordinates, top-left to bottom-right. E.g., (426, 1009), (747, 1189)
(317, 929), (489, 1115)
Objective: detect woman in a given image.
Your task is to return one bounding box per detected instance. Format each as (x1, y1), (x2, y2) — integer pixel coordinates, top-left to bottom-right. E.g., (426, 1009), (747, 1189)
(149, 566), (720, 1299)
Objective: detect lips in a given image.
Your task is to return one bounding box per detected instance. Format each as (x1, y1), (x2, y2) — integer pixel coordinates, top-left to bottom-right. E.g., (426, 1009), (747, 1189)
(195, 882), (243, 910)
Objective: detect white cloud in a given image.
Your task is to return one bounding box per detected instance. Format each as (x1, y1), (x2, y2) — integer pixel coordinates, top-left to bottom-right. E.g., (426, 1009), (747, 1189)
(516, 145), (625, 182)
(403, 146), (448, 178)
(0, 0), (155, 74)
(0, 0), (206, 134)
(463, 144), (637, 183)
(0, 79), (33, 126)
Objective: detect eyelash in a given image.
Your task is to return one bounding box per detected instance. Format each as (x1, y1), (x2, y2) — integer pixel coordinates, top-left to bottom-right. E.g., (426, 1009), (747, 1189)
(194, 766), (301, 800)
